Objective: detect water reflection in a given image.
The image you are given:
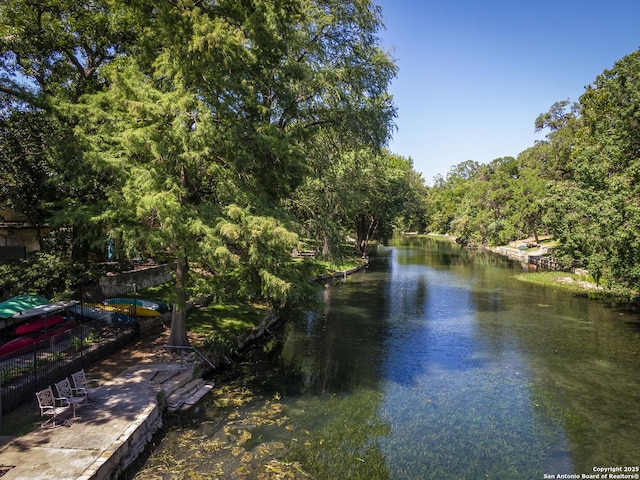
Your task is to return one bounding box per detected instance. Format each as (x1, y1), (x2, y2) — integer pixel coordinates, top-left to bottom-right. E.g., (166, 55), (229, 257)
(130, 237), (640, 480)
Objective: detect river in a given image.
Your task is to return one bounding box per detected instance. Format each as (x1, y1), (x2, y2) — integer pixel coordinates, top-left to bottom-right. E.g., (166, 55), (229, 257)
(128, 237), (640, 480)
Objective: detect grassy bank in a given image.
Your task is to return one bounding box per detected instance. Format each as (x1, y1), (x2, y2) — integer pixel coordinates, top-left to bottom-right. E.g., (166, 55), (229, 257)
(141, 255), (365, 341)
(514, 271), (601, 296)
(513, 270), (638, 304)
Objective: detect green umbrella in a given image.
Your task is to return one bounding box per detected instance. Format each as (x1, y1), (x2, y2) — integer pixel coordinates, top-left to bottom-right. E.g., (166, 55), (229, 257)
(0, 294), (49, 319)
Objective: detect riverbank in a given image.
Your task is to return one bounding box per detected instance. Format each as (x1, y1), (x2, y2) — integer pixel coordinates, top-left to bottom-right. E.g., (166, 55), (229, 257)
(425, 233), (612, 298)
(0, 259), (369, 479)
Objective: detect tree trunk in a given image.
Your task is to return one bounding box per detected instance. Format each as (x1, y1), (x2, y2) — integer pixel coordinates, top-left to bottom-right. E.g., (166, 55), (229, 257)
(355, 214), (377, 257)
(322, 233), (330, 256)
(167, 253), (191, 347)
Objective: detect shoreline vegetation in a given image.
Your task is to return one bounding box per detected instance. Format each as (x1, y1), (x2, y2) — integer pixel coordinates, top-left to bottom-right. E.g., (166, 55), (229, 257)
(421, 233), (635, 303)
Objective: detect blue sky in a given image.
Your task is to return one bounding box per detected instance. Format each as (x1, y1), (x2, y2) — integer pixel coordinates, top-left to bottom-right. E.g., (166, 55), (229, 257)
(375, 0), (640, 183)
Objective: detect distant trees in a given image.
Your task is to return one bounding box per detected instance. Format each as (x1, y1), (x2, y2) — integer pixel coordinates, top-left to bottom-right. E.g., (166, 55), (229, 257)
(424, 48), (640, 293)
(290, 147), (425, 258)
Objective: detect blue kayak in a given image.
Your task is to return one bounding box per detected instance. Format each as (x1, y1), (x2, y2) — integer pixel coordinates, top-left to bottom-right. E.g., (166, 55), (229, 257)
(68, 304), (136, 325)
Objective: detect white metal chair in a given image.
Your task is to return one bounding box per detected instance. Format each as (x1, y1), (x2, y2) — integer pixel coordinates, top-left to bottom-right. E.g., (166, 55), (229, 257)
(71, 369), (99, 404)
(35, 386), (70, 428)
(54, 377), (87, 419)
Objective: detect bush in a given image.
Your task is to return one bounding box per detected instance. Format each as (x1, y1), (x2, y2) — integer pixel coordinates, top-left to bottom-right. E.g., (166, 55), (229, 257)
(0, 252), (101, 300)
(202, 331), (235, 366)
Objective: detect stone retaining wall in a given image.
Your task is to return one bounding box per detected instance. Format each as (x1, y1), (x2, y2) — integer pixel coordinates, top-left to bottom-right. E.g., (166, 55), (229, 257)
(98, 264), (173, 294)
(311, 261), (368, 282)
(84, 399), (163, 480)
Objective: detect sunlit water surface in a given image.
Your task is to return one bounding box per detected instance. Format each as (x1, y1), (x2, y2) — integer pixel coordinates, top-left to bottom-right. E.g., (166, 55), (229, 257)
(130, 238), (640, 480)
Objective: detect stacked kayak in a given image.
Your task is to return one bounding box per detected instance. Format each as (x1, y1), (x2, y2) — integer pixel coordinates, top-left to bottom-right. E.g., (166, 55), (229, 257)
(0, 294), (49, 319)
(0, 294), (49, 329)
(0, 320), (74, 357)
(68, 303), (136, 325)
(0, 301), (80, 357)
(15, 314), (66, 335)
(103, 297), (172, 315)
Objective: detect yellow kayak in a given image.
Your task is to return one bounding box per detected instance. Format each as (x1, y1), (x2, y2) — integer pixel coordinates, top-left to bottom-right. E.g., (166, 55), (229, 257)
(107, 303), (161, 317)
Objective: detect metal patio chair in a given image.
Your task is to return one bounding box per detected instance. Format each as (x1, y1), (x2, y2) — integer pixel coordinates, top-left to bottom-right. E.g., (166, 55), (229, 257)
(35, 386), (70, 428)
(71, 369), (99, 404)
(54, 377), (87, 419)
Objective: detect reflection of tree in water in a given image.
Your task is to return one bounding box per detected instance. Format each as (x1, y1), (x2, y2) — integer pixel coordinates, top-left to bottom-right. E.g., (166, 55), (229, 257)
(391, 236), (522, 271)
(299, 281), (391, 395)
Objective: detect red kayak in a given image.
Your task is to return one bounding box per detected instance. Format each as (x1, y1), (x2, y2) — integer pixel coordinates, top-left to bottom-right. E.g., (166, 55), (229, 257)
(0, 321), (75, 357)
(15, 314), (66, 335)
(0, 335), (38, 357)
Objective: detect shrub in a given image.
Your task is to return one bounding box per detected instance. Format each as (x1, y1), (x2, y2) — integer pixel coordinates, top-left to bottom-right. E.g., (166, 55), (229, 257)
(0, 253), (101, 300)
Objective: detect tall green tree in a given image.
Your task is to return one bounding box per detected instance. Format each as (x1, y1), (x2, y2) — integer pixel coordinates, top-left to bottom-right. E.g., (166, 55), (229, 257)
(0, 111), (56, 239)
(0, 0), (146, 259)
(74, 0), (398, 346)
(448, 157), (519, 246)
(346, 150), (422, 256)
(290, 146), (422, 258)
(532, 100), (581, 181)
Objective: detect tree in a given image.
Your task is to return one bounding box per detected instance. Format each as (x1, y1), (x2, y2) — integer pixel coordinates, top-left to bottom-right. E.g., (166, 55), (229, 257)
(347, 150), (422, 256)
(0, 0), (143, 105)
(0, 0), (147, 259)
(394, 159), (429, 234)
(548, 49), (640, 289)
(532, 100), (581, 181)
(289, 146), (422, 258)
(0, 110), (57, 245)
(426, 160), (481, 237)
(73, 0), (398, 347)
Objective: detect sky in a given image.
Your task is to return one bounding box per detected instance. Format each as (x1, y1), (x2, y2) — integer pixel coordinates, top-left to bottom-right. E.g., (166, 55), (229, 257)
(375, 0), (640, 183)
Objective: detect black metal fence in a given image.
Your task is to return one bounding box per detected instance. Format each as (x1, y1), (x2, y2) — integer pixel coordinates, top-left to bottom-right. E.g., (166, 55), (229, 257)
(0, 316), (137, 416)
(0, 283), (163, 418)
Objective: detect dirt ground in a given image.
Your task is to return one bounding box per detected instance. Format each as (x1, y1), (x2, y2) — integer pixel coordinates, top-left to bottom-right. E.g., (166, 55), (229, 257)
(84, 324), (172, 382)
(85, 322), (211, 383)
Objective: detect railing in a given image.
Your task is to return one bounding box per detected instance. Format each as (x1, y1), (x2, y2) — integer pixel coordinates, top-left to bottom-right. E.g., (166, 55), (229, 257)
(165, 345), (217, 372)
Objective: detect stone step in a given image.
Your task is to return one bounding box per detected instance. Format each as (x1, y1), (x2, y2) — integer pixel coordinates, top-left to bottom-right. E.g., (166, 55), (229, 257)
(149, 370), (179, 385)
(167, 380), (214, 413)
(178, 382), (215, 411)
(166, 378), (205, 411)
(156, 370), (194, 397)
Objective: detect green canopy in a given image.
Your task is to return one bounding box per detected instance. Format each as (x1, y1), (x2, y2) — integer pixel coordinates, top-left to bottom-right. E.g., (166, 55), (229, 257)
(0, 294), (49, 319)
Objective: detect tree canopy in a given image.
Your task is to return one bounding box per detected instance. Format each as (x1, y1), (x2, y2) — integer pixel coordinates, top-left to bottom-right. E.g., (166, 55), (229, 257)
(0, 0), (424, 346)
(6, 0), (640, 335)
(423, 48), (640, 295)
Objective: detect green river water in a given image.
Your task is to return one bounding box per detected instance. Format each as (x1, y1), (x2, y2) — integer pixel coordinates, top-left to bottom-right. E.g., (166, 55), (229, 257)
(129, 237), (640, 480)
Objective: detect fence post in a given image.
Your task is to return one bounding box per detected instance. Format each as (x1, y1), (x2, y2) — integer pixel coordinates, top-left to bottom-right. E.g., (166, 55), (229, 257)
(33, 346), (37, 387)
